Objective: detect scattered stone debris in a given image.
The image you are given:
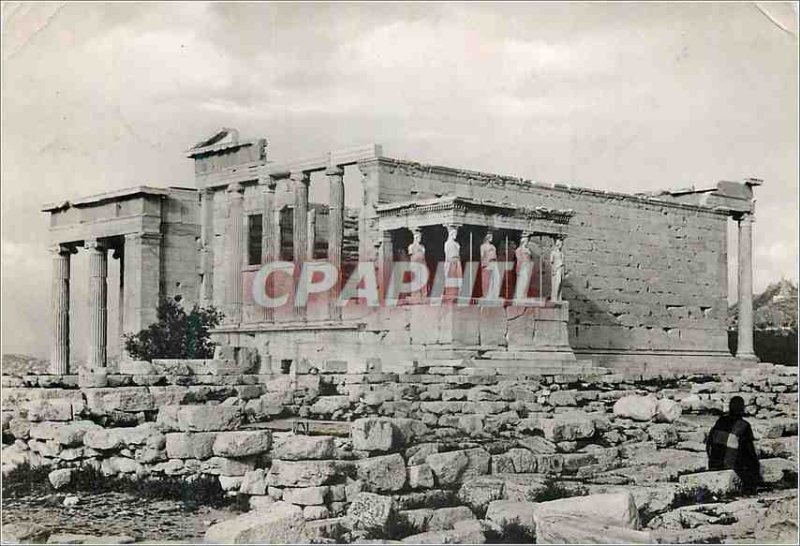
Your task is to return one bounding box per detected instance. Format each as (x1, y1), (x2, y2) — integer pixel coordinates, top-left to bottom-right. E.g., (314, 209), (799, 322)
(2, 361), (797, 543)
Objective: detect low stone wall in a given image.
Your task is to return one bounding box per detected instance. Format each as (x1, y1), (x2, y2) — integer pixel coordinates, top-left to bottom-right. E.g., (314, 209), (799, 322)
(2, 360), (797, 539)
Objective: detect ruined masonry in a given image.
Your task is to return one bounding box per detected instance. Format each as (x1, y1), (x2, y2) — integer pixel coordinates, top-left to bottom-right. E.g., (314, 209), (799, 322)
(41, 128), (761, 376)
(1, 129), (792, 543)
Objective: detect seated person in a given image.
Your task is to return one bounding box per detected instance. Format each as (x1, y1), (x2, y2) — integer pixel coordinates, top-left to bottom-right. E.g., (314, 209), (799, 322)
(706, 395), (761, 494)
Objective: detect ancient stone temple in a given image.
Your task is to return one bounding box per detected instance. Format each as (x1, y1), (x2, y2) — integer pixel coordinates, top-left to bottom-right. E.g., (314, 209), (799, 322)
(43, 128), (762, 375)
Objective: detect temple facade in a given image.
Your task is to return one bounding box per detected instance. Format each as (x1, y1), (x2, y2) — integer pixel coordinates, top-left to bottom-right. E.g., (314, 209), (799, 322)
(43, 128), (761, 375)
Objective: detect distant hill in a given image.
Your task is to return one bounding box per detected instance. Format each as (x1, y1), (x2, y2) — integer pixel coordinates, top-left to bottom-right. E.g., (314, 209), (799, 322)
(728, 279), (798, 365)
(1, 353), (49, 376)
(728, 279), (798, 330)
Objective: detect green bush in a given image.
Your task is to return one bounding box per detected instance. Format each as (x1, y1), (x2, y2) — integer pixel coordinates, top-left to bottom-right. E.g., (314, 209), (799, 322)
(123, 297), (223, 361)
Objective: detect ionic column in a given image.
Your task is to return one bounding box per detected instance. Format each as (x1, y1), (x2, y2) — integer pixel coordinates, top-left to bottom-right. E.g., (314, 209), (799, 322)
(199, 188), (215, 306)
(225, 182), (245, 324)
(327, 165), (345, 318)
(86, 239), (107, 370)
(736, 213), (756, 359)
(308, 208), (317, 261)
(260, 176), (277, 322)
(291, 171), (310, 318)
(50, 244), (71, 374)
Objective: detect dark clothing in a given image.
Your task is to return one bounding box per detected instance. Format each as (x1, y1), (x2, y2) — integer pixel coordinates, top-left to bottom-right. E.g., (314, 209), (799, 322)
(706, 415), (761, 491)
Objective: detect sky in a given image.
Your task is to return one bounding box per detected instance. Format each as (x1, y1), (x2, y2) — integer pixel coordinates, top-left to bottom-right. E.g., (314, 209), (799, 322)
(2, 1), (798, 360)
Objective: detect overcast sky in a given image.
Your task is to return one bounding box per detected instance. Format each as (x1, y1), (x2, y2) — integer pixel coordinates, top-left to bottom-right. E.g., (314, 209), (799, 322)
(2, 2), (798, 359)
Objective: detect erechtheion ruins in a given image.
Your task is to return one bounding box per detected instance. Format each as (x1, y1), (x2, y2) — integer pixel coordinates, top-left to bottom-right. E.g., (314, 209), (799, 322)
(42, 128), (762, 375)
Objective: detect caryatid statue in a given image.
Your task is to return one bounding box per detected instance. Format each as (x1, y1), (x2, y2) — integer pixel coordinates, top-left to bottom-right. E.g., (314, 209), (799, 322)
(407, 228), (427, 299)
(549, 238), (565, 302)
(480, 232), (498, 298)
(515, 234), (534, 298)
(443, 225), (462, 298)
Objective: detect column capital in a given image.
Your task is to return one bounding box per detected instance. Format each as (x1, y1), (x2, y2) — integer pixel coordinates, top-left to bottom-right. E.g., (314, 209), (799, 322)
(50, 244), (73, 256)
(226, 181), (245, 195)
(200, 186), (215, 196)
(325, 165), (345, 177)
(258, 174), (278, 190)
(290, 170), (310, 185)
(734, 211), (754, 224)
(84, 239), (106, 252)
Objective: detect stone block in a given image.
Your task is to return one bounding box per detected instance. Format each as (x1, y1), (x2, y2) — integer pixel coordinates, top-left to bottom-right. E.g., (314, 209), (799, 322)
(84, 428), (123, 450)
(613, 395), (658, 421)
(26, 399), (72, 422)
(351, 418), (394, 452)
(426, 448), (490, 486)
(400, 519), (485, 544)
(273, 434), (336, 461)
(283, 486), (329, 506)
(310, 396), (351, 415)
(485, 500), (537, 536)
(302, 505), (330, 521)
(345, 492), (395, 535)
(268, 460), (341, 487)
(356, 453), (406, 492)
(118, 361), (156, 375)
(240, 469), (267, 495)
(212, 431), (272, 457)
(536, 412), (596, 442)
(408, 464), (435, 489)
(406, 443), (441, 465)
(202, 456), (255, 476)
(760, 458), (797, 485)
(152, 359), (192, 375)
(678, 470), (741, 496)
(48, 468), (73, 490)
(219, 476), (243, 491)
(426, 506), (476, 531)
(491, 448), (537, 474)
(165, 432), (216, 459)
(100, 456), (143, 475)
(158, 405), (242, 432)
(655, 398), (682, 423)
(204, 501), (308, 544)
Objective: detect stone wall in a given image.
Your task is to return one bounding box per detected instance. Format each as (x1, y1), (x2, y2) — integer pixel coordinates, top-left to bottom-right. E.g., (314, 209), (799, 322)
(369, 158), (731, 361)
(3, 362), (796, 521)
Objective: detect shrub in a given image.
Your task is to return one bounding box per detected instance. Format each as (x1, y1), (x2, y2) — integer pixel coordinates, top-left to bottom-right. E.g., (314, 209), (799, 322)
(123, 297), (223, 361)
(526, 475), (587, 503)
(2, 462), (52, 498)
(3, 463), (230, 510)
(485, 520), (536, 544)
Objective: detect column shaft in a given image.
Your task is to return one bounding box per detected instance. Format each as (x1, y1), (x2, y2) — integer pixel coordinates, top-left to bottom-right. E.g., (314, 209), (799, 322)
(86, 240), (107, 370)
(50, 245), (71, 374)
(260, 177), (276, 322)
(292, 171), (310, 318)
(736, 213), (756, 359)
(225, 182), (245, 323)
(200, 188), (215, 306)
(327, 165), (345, 317)
(307, 208), (317, 261)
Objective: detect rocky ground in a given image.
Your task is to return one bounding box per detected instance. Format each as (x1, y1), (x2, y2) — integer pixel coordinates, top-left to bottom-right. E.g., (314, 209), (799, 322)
(1, 489), (236, 544)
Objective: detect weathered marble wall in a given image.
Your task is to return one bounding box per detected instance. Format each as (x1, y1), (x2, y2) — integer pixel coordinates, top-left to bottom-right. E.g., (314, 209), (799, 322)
(369, 159), (730, 359)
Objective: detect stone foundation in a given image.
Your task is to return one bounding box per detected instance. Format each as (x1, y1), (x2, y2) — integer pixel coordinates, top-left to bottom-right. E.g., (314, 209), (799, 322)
(2, 361), (797, 539)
